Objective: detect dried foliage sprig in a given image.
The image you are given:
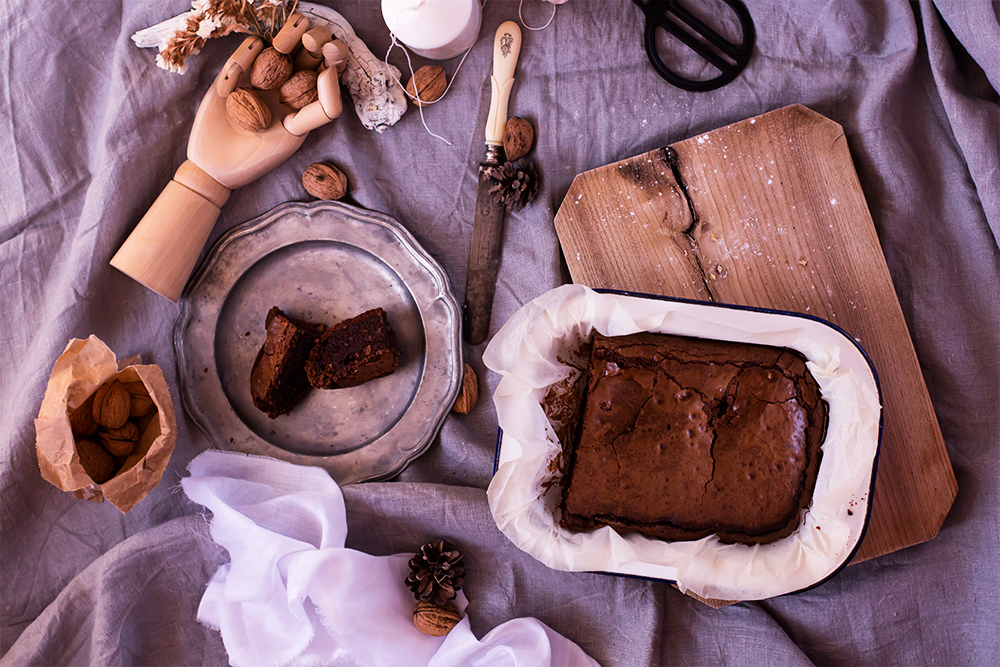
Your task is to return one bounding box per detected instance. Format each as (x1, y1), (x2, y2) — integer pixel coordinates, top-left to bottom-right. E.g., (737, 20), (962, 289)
(156, 15), (208, 74)
(156, 0), (300, 74)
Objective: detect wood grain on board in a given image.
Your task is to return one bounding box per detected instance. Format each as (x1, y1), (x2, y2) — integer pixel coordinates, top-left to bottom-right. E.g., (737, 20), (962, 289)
(553, 105), (957, 597)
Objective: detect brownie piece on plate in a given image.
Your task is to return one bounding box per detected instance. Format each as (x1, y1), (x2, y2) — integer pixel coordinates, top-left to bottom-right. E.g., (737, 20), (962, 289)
(250, 307), (325, 419)
(306, 307), (400, 389)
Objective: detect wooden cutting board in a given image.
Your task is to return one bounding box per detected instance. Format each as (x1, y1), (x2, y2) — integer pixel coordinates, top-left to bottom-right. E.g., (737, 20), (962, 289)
(553, 104), (956, 601)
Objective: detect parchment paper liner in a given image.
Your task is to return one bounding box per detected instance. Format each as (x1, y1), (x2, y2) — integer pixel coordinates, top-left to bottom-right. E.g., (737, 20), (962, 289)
(35, 335), (178, 512)
(484, 285), (881, 601)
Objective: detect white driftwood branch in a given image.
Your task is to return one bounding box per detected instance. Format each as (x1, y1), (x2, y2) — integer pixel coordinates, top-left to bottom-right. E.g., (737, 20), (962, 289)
(131, 2), (407, 132)
(131, 13), (193, 48)
(298, 3), (407, 133)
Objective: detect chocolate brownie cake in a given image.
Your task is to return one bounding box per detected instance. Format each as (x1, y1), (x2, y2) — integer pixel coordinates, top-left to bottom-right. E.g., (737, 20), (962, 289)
(560, 332), (828, 545)
(305, 308), (399, 389)
(250, 307), (325, 419)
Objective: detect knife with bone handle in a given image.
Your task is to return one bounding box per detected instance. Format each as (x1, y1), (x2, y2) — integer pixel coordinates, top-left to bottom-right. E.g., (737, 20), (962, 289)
(462, 20), (522, 345)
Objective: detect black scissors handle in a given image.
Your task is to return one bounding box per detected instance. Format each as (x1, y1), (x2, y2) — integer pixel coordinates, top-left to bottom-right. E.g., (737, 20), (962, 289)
(633, 0), (756, 92)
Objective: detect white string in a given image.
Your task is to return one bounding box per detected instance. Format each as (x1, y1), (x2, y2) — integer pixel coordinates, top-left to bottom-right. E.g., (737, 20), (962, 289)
(384, 0), (557, 144)
(384, 0), (489, 145)
(518, 0), (557, 31)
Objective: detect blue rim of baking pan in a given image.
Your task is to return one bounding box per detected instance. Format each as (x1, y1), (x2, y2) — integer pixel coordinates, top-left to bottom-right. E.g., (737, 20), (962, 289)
(491, 287), (885, 600)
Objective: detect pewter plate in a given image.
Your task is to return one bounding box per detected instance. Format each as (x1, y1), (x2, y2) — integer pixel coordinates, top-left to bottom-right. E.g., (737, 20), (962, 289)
(175, 201), (462, 484)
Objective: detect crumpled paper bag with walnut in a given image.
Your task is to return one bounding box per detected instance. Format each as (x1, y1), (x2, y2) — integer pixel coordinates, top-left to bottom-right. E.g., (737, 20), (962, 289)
(34, 335), (177, 512)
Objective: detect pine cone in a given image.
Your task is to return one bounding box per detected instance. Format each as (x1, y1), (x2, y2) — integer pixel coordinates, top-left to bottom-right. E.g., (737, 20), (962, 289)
(487, 161), (540, 211)
(405, 539), (465, 605)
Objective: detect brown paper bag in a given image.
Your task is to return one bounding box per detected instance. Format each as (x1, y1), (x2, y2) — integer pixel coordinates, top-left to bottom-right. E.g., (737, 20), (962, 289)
(34, 335), (178, 512)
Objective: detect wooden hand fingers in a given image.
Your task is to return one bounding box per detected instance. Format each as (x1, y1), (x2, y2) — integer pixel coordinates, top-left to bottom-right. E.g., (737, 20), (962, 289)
(216, 36), (264, 97)
(272, 13), (310, 54)
(322, 40), (349, 74)
(282, 68), (343, 136)
(296, 26), (333, 69)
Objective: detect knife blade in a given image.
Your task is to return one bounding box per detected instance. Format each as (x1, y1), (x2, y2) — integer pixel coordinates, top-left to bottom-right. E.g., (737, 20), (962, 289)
(462, 21), (523, 346)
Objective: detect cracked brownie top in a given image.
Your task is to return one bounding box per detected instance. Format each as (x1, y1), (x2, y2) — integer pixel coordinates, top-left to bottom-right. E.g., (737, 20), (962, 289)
(561, 331), (828, 545)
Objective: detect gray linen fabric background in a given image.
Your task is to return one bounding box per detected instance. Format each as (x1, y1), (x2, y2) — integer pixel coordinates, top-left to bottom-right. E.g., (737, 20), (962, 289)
(2, 0), (998, 665)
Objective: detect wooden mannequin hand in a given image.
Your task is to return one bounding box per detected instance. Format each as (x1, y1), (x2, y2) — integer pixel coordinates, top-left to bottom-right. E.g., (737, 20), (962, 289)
(190, 17), (348, 190)
(110, 15), (349, 301)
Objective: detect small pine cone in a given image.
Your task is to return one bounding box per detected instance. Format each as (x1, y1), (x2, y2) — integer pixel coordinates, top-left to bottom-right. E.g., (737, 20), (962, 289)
(487, 161), (539, 211)
(405, 539), (465, 606)
(487, 162), (516, 210)
(509, 161), (539, 209)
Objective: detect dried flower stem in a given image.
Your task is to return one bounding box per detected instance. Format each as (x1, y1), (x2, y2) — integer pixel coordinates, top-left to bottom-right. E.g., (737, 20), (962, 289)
(156, 0), (299, 74)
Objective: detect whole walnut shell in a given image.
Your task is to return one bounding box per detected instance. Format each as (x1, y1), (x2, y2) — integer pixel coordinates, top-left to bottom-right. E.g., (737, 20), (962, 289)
(250, 47), (293, 90)
(503, 117), (534, 162)
(130, 394), (155, 418)
(404, 65), (447, 107)
(279, 70), (319, 110)
(302, 162), (347, 200)
(92, 379), (131, 430)
(227, 88), (272, 133)
(100, 421), (140, 457)
(121, 379), (155, 418)
(412, 601), (461, 637)
(451, 363), (478, 414)
(76, 438), (115, 484)
(69, 393), (99, 436)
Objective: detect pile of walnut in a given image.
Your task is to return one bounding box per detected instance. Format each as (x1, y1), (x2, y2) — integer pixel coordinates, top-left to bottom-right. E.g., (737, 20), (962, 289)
(225, 28), (334, 134)
(69, 379), (157, 484)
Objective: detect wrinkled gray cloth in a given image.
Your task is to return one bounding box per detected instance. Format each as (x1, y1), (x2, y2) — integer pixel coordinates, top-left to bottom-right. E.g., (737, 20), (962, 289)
(2, 1), (998, 665)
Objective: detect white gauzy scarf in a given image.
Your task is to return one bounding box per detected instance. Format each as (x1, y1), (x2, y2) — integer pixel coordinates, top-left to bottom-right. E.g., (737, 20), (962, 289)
(182, 450), (599, 667)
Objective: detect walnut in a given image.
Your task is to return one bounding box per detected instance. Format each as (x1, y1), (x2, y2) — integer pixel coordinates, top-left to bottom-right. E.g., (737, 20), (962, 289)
(99, 421), (140, 457)
(69, 393), (99, 436)
(412, 601), (461, 636)
(250, 47), (293, 90)
(404, 65), (447, 107)
(302, 162), (348, 200)
(226, 88), (272, 133)
(451, 363), (479, 414)
(503, 116), (534, 162)
(76, 439), (115, 484)
(92, 379), (131, 430)
(121, 380), (155, 418)
(279, 70), (319, 110)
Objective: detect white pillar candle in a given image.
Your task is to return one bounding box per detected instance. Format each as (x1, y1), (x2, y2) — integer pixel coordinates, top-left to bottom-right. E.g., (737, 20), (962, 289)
(382, 0), (483, 60)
